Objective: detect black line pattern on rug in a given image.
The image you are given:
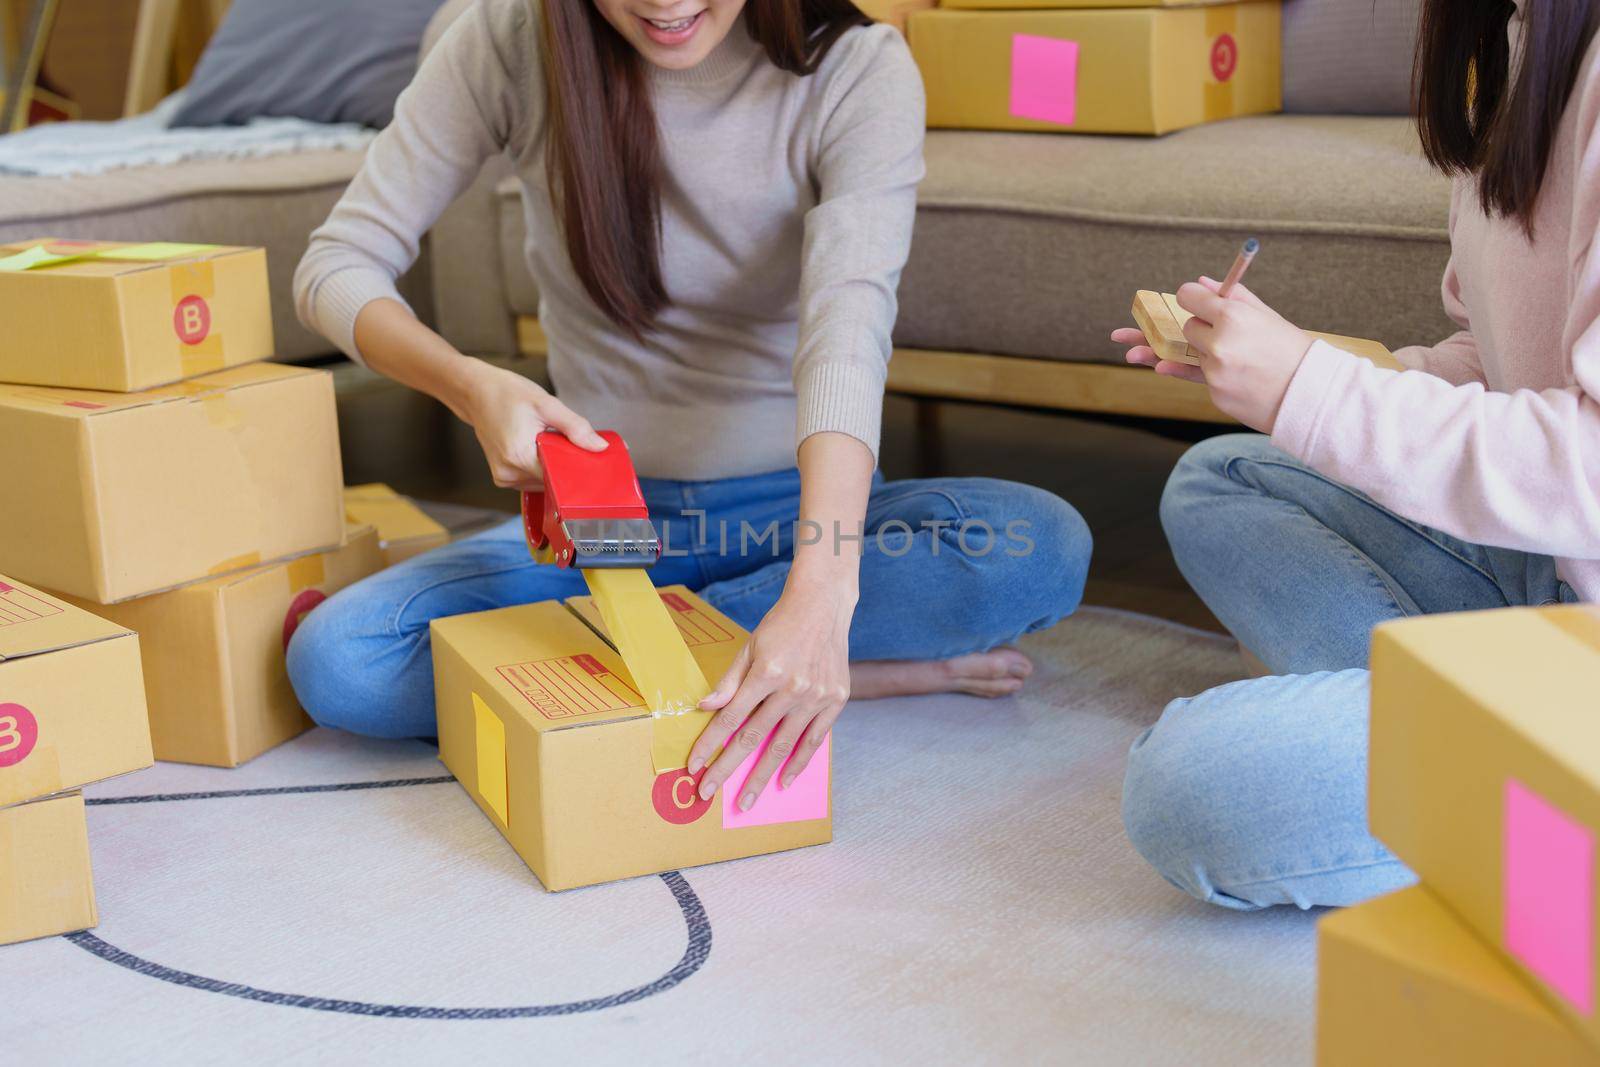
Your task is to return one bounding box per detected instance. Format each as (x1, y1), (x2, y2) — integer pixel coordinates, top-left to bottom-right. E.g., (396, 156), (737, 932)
(85, 776), (456, 805)
(69, 778), (713, 1017)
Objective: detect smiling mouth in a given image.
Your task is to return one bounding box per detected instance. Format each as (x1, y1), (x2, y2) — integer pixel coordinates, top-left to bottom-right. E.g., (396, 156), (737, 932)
(640, 10), (704, 37)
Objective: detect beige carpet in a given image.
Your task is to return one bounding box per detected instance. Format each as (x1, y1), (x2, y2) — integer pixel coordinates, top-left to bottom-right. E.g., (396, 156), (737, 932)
(3, 607), (1321, 1064)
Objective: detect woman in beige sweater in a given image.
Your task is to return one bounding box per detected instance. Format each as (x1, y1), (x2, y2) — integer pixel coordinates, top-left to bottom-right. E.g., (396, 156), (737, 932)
(289, 0), (1091, 807)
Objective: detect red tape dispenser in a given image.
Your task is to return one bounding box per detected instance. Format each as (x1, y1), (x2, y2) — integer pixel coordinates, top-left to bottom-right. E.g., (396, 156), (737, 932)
(521, 430), (662, 569)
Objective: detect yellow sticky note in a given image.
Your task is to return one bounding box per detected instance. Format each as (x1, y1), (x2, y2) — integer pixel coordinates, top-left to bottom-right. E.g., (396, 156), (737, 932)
(0, 245), (86, 272)
(103, 242), (219, 262)
(472, 692), (508, 825)
(582, 568), (712, 773)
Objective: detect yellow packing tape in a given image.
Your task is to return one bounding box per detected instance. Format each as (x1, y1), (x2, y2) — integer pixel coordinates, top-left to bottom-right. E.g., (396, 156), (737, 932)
(286, 553), (326, 594)
(472, 692), (509, 825)
(581, 568), (712, 773)
(1543, 605), (1600, 653)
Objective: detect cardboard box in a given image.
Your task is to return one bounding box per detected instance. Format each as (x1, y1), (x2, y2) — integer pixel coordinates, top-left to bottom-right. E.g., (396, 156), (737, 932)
(855, 0), (934, 33)
(1318, 886), (1592, 1066)
(0, 239), (273, 392)
(1370, 606), (1600, 1049)
(909, 3), (1282, 135)
(0, 575), (150, 807)
(433, 586), (831, 891)
(0, 363), (345, 603)
(0, 792), (97, 946)
(54, 525), (384, 768)
(343, 484), (450, 568)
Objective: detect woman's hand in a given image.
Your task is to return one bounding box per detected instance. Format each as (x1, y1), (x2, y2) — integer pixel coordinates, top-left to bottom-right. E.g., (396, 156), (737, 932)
(1113, 276), (1315, 433)
(456, 360), (608, 490)
(687, 569), (855, 808)
(683, 431), (870, 810)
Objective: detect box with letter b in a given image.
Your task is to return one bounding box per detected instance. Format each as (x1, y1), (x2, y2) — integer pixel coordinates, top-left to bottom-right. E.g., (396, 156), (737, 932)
(0, 238), (273, 391)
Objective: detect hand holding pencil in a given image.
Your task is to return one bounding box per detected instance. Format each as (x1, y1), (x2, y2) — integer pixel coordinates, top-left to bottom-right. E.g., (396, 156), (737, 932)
(1113, 237), (1318, 435)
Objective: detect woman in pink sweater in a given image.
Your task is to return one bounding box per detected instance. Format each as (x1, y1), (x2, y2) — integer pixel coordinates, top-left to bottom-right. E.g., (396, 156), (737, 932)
(1115, 0), (1599, 909)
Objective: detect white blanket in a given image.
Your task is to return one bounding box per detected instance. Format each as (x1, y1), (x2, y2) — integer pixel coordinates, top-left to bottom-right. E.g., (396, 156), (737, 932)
(0, 93), (377, 178)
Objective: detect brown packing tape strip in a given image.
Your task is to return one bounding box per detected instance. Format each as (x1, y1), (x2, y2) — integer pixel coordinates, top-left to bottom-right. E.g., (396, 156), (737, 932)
(1203, 5), (1238, 123)
(208, 552), (262, 577)
(286, 553), (327, 594)
(1, 744), (61, 807)
(1542, 605), (1600, 654)
(170, 260), (226, 376)
(202, 394), (241, 430)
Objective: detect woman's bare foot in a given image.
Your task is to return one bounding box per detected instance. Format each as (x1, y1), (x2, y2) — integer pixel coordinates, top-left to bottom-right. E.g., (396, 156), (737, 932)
(849, 647), (1034, 701)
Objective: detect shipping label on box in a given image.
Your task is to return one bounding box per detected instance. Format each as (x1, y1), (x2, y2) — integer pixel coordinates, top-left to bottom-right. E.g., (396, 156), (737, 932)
(0, 791), (97, 946)
(1370, 606), (1600, 1048)
(0, 575), (150, 808)
(343, 484), (450, 568)
(0, 363), (345, 603)
(55, 525), (384, 768)
(909, 2), (1281, 136)
(0, 238), (273, 392)
(433, 587), (830, 891)
(1317, 886), (1593, 1066)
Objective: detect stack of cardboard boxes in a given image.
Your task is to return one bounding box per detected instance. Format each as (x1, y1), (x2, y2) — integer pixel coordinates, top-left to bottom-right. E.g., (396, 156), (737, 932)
(0, 575), (152, 945)
(1318, 606), (1600, 1064)
(905, 0), (1281, 136)
(0, 238), (470, 943)
(0, 237), (367, 773)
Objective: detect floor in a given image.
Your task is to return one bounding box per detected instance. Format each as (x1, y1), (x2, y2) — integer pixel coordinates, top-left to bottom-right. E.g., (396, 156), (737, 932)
(329, 355), (1228, 633)
(5, 608), (1323, 1064)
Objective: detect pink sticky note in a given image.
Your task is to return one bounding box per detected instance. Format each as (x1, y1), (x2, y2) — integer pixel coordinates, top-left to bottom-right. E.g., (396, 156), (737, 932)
(722, 733), (830, 829)
(1504, 777), (1595, 1013)
(1010, 35), (1079, 127)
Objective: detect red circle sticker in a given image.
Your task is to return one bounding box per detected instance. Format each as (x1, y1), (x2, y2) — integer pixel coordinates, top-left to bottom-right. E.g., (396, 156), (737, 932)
(1211, 33), (1239, 82)
(282, 588), (327, 651)
(0, 703), (39, 769)
(173, 294), (212, 346)
(651, 769), (712, 825)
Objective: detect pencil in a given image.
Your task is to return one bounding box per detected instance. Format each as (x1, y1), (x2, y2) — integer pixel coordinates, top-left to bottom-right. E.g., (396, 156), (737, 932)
(1218, 238), (1260, 298)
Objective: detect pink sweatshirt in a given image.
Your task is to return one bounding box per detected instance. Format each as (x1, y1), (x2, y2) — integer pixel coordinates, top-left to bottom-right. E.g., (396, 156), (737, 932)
(1271, 12), (1600, 604)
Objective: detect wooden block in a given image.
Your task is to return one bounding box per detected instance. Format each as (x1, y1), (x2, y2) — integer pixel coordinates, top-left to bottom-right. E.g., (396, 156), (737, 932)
(1130, 290), (1194, 366)
(1131, 290), (1400, 372)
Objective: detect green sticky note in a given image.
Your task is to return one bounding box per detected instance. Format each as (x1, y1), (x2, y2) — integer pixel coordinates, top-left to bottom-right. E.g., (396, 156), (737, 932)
(0, 245), (86, 272)
(102, 242), (220, 262)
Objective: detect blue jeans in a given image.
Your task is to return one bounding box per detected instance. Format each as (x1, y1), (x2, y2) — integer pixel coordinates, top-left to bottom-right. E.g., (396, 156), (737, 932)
(1123, 434), (1578, 910)
(288, 469), (1091, 738)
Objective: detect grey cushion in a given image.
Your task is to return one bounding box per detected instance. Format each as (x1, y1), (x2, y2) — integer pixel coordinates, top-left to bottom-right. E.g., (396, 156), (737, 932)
(1283, 0), (1423, 115)
(497, 115), (1454, 366)
(172, 0), (447, 129)
(0, 150), (433, 361)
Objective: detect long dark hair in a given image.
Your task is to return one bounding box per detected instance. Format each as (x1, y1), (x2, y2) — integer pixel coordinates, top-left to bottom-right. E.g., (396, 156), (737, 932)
(540, 1), (870, 337)
(1415, 0), (1600, 233)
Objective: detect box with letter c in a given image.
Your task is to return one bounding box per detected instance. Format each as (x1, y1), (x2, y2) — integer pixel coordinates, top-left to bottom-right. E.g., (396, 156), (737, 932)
(432, 586), (832, 892)
(908, 1), (1282, 136)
